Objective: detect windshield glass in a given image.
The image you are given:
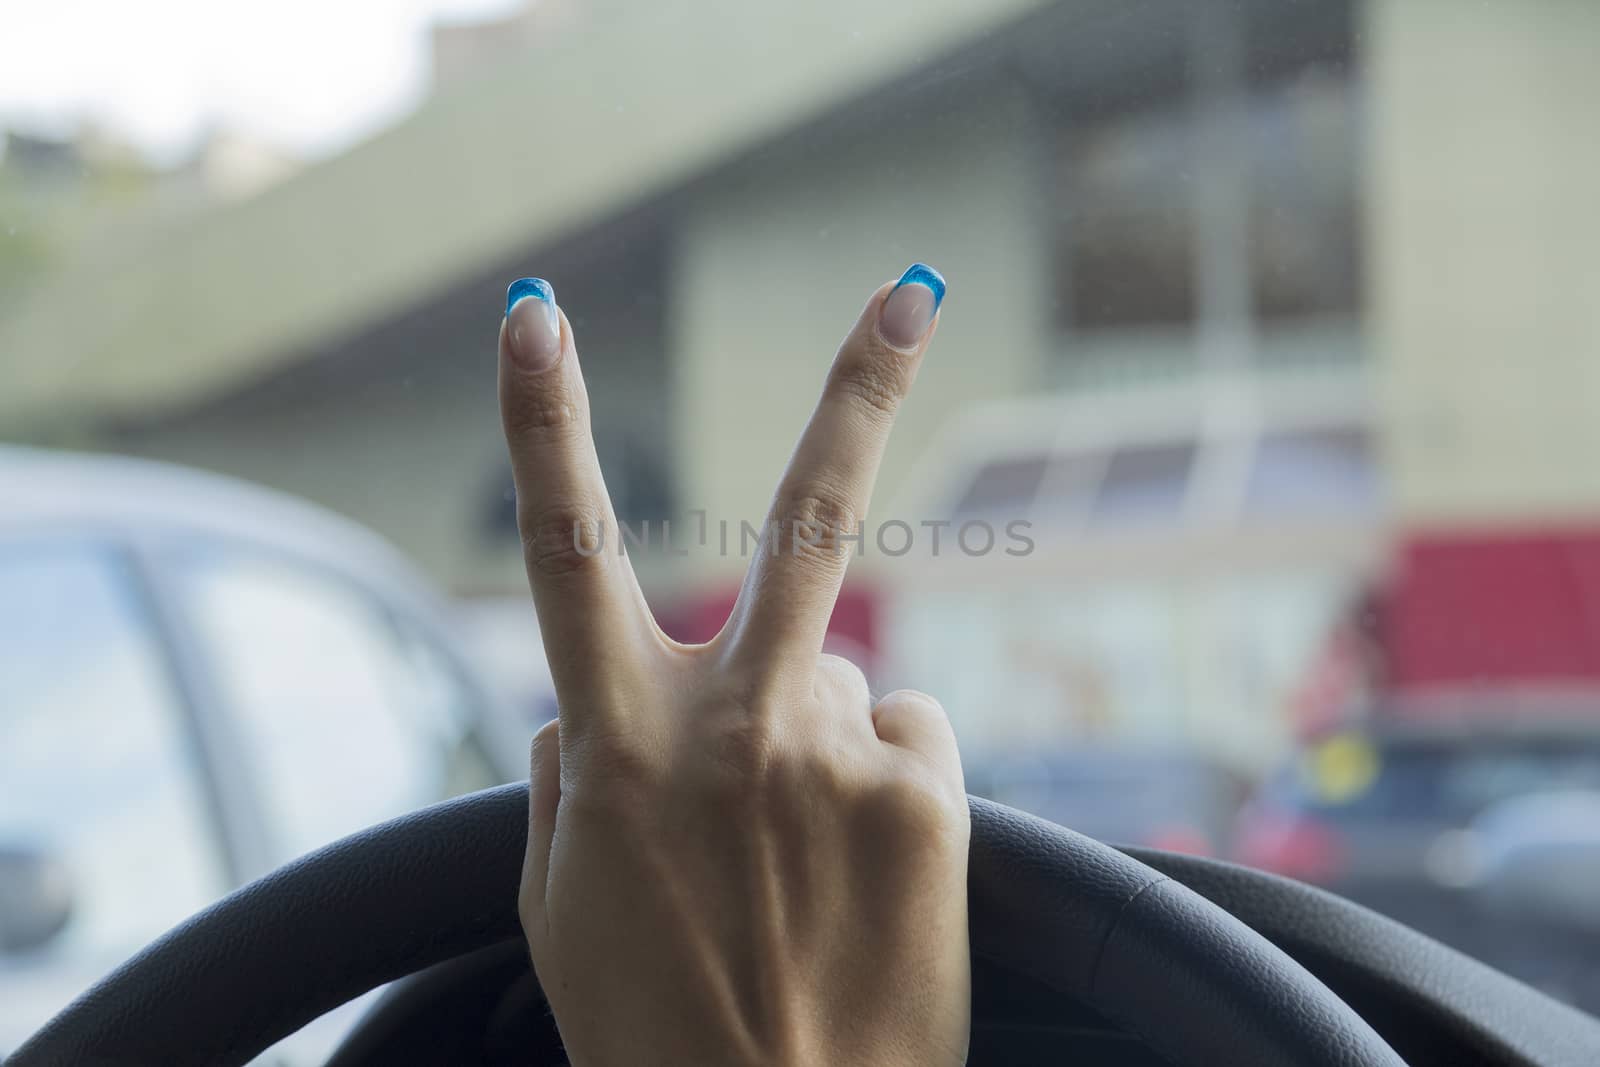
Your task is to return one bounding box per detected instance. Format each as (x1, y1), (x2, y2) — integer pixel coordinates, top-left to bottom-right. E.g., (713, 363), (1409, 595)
(5, 0), (1600, 1047)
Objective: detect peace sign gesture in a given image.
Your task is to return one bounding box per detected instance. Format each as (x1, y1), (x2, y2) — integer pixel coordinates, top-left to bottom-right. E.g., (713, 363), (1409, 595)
(504, 265), (969, 1067)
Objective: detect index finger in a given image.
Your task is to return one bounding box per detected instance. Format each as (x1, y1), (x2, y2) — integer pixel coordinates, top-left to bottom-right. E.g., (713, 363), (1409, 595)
(499, 278), (655, 727)
(724, 264), (945, 673)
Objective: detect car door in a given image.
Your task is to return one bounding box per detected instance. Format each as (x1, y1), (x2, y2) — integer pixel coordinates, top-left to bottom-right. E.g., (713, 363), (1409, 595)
(0, 535), (233, 1056)
(141, 536), (510, 1064)
(156, 538), (501, 867)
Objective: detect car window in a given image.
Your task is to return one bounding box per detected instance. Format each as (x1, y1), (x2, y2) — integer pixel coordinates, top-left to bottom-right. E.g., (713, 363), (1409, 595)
(171, 545), (481, 861)
(0, 539), (228, 961)
(1436, 746), (1600, 817)
(391, 618), (504, 796)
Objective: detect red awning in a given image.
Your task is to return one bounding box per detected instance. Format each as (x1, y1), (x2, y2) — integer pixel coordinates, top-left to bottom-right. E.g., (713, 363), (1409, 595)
(1386, 527), (1600, 688)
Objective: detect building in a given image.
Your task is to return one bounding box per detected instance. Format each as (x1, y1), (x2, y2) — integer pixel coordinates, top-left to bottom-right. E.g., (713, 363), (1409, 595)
(3, 0), (1598, 767)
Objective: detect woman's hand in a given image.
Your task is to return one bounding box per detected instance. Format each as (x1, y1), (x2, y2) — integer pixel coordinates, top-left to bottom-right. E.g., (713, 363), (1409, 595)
(500, 266), (968, 1067)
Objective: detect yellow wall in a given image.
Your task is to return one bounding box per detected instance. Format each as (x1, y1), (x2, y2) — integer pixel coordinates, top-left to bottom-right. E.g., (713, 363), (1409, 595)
(114, 78), (1055, 597)
(113, 254), (667, 597)
(668, 78), (1052, 583)
(1369, 0), (1600, 524)
(0, 0), (1047, 431)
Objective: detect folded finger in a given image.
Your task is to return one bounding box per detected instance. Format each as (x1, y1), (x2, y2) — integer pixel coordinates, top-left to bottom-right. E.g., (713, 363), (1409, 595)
(518, 717), (562, 941)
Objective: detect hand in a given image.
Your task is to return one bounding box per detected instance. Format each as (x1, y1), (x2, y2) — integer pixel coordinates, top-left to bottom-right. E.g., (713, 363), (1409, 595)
(500, 266), (969, 1067)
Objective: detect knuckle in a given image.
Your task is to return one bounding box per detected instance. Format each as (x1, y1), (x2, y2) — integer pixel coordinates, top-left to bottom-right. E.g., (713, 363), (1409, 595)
(768, 485), (859, 563)
(831, 342), (910, 421)
(529, 717), (561, 758)
(884, 686), (942, 711)
(561, 730), (663, 812)
(875, 691), (952, 743)
(518, 502), (611, 577)
(817, 652), (869, 692)
(703, 715), (783, 785)
(504, 390), (584, 440)
(860, 770), (963, 842)
(587, 745), (659, 793)
(789, 743), (855, 804)
(692, 712), (857, 811)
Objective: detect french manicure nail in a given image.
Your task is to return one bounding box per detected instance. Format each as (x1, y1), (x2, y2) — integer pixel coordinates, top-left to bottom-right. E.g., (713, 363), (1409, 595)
(878, 262), (946, 349)
(505, 277), (562, 370)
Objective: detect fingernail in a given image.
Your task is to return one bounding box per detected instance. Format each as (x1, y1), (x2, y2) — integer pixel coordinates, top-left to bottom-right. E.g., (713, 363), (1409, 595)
(505, 277), (562, 370)
(878, 263), (946, 350)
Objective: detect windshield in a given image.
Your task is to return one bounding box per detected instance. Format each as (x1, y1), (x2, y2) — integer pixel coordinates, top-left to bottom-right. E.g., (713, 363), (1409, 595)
(5, 0), (1600, 1048)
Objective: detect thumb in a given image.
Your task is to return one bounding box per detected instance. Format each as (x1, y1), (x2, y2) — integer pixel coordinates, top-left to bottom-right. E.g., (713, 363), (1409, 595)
(518, 717), (562, 941)
(873, 689), (963, 783)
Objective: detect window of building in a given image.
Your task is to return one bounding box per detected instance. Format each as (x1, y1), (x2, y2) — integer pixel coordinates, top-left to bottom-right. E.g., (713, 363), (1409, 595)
(950, 454), (1052, 520)
(1053, 10), (1359, 359)
(1089, 441), (1197, 526)
(1245, 425), (1377, 517)
(1062, 107), (1197, 329)
(1247, 66), (1362, 323)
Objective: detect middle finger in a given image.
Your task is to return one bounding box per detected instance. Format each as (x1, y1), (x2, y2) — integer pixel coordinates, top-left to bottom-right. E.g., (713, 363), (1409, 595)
(724, 264), (945, 676)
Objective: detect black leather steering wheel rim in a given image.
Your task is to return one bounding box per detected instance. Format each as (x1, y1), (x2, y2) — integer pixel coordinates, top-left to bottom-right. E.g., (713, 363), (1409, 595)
(9, 784), (1405, 1066)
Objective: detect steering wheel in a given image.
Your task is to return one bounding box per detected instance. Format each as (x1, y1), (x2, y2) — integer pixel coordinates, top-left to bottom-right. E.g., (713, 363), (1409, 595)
(10, 784), (1404, 1066)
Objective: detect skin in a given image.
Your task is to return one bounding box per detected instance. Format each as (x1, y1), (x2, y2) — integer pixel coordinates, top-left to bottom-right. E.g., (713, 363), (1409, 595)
(500, 275), (971, 1067)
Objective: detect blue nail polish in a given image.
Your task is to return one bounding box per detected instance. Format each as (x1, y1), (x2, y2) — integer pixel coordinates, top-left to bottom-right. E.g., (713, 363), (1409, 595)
(893, 262), (946, 310)
(506, 277), (555, 316)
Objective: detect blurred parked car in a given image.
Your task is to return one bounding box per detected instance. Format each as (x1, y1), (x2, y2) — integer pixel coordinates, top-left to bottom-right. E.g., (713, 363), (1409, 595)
(1465, 788), (1600, 1009)
(452, 595), (559, 728)
(966, 748), (1246, 857)
(1473, 789), (1600, 932)
(0, 447), (525, 1059)
(1234, 716), (1600, 1010)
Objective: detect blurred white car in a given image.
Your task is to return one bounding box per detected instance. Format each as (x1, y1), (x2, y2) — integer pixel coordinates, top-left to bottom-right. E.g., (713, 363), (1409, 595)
(0, 446), (526, 1061)
(451, 595), (559, 729)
